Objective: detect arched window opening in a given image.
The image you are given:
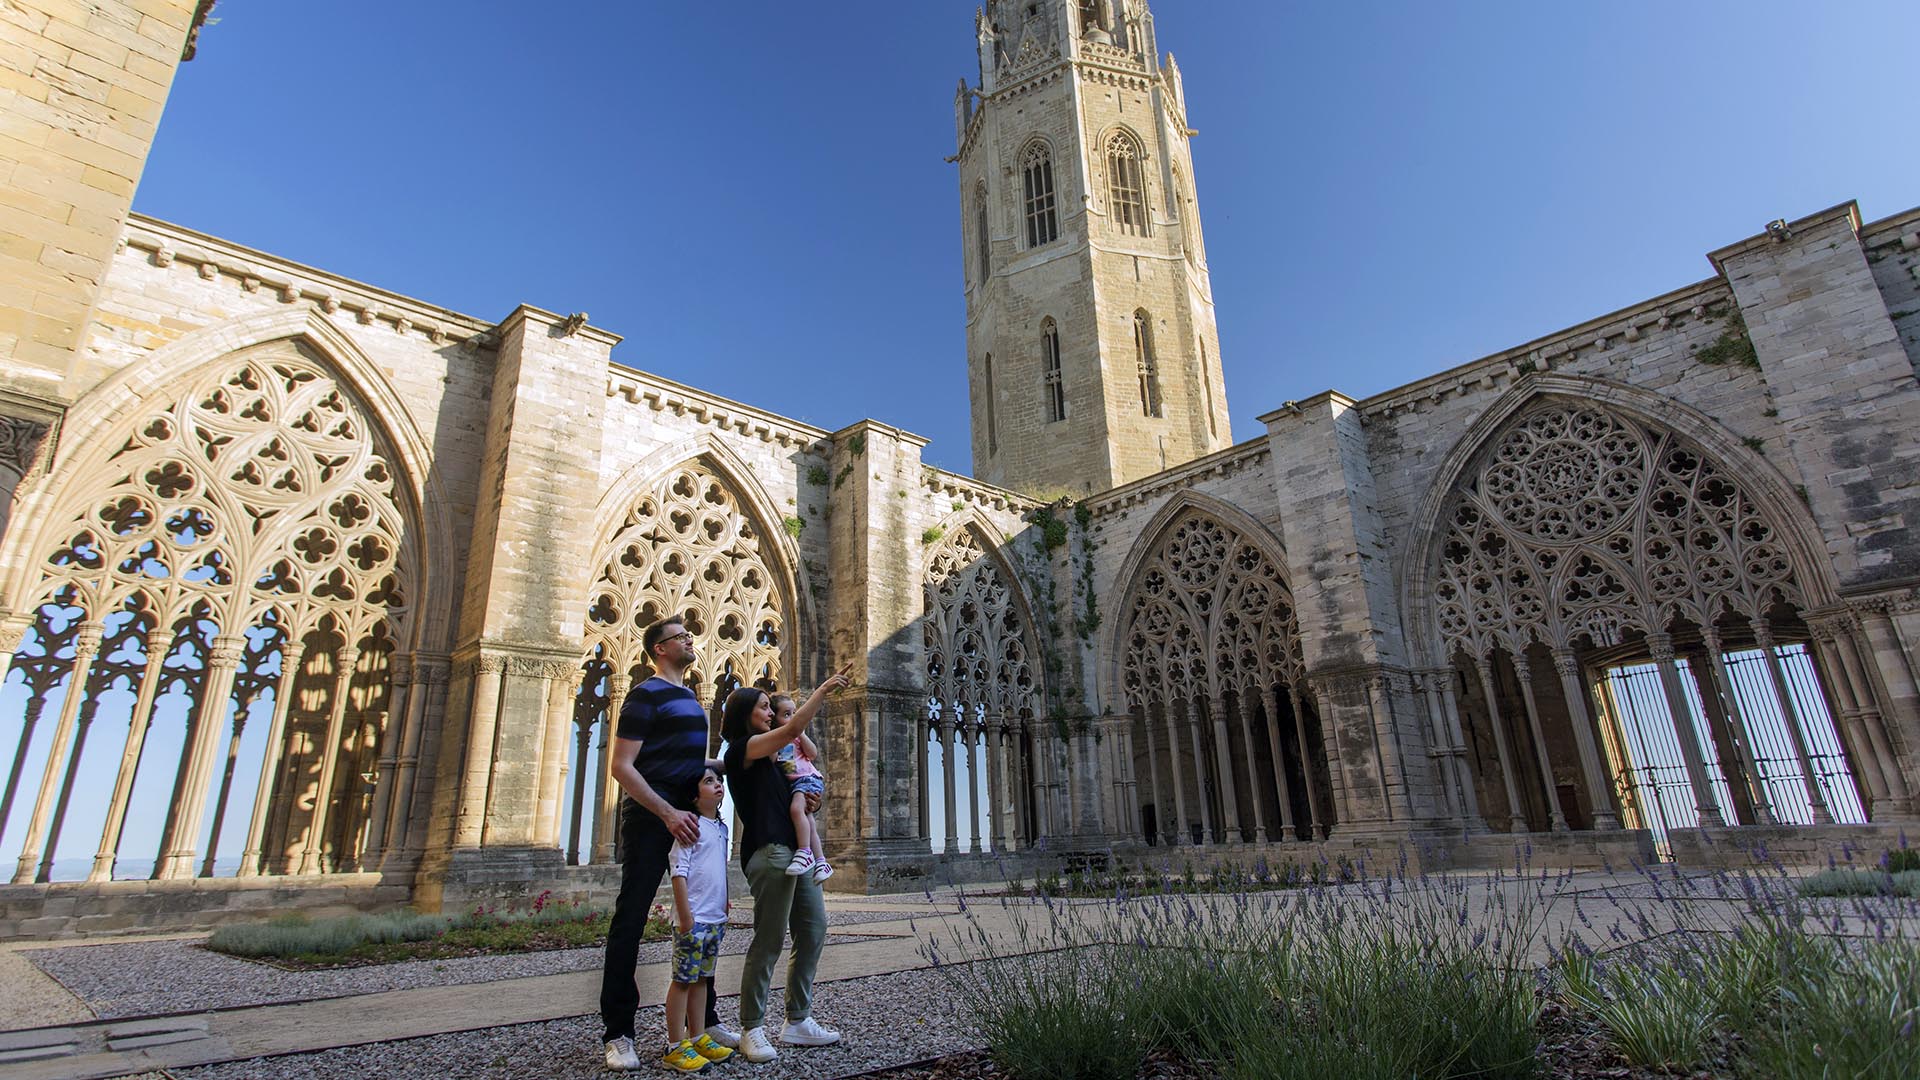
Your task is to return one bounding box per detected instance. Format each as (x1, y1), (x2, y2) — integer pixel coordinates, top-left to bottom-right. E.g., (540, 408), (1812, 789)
(974, 182), (992, 282)
(1105, 132), (1149, 237)
(983, 354), (998, 455)
(1134, 311), (1162, 418)
(1021, 142), (1058, 248)
(1042, 319), (1065, 423)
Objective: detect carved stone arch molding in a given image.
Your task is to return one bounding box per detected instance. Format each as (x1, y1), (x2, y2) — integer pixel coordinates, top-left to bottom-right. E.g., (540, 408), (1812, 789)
(582, 437), (806, 693)
(1103, 489), (1297, 711)
(1401, 374), (1839, 667)
(0, 308), (455, 647)
(920, 510), (1046, 718)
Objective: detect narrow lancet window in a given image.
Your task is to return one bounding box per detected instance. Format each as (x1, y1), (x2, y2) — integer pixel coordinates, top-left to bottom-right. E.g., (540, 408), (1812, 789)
(984, 353), (998, 454)
(1022, 142), (1058, 248)
(1042, 319), (1065, 422)
(1134, 311), (1162, 417)
(1106, 132), (1149, 237)
(975, 183), (991, 281)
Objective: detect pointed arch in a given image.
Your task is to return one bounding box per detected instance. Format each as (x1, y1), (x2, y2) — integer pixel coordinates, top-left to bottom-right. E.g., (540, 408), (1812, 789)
(583, 436), (809, 688)
(1401, 374), (1840, 667)
(0, 308), (452, 646)
(1103, 489), (1293, 707)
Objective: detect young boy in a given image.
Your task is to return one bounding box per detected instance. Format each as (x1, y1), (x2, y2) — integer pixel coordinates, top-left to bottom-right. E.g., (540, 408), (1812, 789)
(771, 693), (832, 882)
(664, 767), (735, 1073)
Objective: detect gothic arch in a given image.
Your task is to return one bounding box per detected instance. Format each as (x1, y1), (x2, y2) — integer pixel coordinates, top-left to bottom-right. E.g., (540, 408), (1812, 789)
(583, 435), (812, 681)
(1402, 376), (1871, 837)
(1107, 490), (1322, 844)
(0, 322), (430, 882)
(920, 515), (1046, 853)
(1401, 374), (1839, 667)
(1103, 490), (1293, 707)
(0, 308), (454, 646)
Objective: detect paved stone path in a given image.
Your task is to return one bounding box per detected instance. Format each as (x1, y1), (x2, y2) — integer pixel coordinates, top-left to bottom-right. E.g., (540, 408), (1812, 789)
(3, 868), (1905, 1079)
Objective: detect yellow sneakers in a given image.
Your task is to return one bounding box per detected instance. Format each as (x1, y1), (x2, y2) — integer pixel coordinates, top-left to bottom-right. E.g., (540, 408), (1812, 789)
(662, 1040), (711, 1073)
(691, 1033), (736, 1063)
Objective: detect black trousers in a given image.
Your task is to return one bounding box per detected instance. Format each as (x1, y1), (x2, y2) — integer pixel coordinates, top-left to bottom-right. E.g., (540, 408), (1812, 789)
(600, 799), (722, 1041)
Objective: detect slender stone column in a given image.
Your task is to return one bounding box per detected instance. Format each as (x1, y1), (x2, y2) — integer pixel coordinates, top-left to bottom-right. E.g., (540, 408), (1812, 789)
(453, 654), (506, 849)
(938, 716), (958, 853)
(238, 640), (307, 877)
(1180, 694), (1213, 844)
(986, 715), (1009, 850)
(298, 646), (361, 874)
(1471, 654), (1528, 832)
(362, 654), (413, 864)
(532, 664), (581, 848)
(154, 634), (248, 880)
(1286, 685), (1326, 838)
(593, 671), (629, 862)
(1508, 654), (1568, 832)
(1750, 622), (1831, 824)
(1828, 622), (1914, 809)
(1156, 699), (1185, 843)
(1208, 693), (1243, 842)
(1418, 674), (1464, 826)
(1548, 650), (1620, 830)
(1646, 632), (1726, 828)
(11, 623), (102, 883)
(1231, 687), (1268, 842)
(1436, 675), (1483, 826)
(383, 656), (437, 868)
(1065, 718), (1086, 837)
(92, 629), (175, 881)
(1259, 686), (1295, 840)
(1133, 705), (1163, 844)
(1698, 628), (1775, 825)
(964, 716), (983, 852)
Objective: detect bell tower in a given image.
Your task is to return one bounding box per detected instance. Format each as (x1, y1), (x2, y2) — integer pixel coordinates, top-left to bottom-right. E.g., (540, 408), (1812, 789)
(955, 0), (1230, 494)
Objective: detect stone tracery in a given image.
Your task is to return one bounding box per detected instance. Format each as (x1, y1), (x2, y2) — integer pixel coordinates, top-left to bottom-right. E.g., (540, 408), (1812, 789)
(574, 459), (789, 862)
(1118, 507), (1323, 845)
(1427, 398), (1871, 836)
(922, 525), (1040, 853)
(1, 341), (415, 882)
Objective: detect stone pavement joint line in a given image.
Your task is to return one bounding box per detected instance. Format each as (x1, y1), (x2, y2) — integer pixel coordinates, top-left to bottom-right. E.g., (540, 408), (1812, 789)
(5, 919), (937, 1080)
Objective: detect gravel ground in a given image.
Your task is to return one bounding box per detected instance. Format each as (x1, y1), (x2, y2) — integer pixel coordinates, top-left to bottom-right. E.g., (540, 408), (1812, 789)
(173, 966), (981, 1080)
(27, 923), (902, 1019)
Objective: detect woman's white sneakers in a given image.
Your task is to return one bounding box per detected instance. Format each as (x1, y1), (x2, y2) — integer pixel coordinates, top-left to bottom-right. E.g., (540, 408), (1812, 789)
(738, 1027), (779, 1063)
(780, 1017), (843, 1046)
(603, 1036), (642, 1070)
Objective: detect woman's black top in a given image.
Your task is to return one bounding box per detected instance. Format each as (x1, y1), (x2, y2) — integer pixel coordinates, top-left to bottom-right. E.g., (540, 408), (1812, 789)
(722, 737), (798, 871)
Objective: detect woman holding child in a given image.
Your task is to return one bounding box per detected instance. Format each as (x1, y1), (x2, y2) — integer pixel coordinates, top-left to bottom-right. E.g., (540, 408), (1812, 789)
(720, 669), (850, 1064)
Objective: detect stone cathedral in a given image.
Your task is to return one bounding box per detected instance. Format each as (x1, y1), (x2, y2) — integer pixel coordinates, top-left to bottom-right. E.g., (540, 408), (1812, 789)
(3, 1), (1920, 934)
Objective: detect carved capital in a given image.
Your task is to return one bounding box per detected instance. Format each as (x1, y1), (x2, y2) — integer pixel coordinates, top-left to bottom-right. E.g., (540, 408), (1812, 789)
(0, 614), (34, 654)
(416, 656), (451, 684)
(474, 653), (509, 676)
(1549, 649), (1581, 680)
(1644, 632), (1677, 664)
(0, 418), (51, 476)
(209, 634), (250, 668)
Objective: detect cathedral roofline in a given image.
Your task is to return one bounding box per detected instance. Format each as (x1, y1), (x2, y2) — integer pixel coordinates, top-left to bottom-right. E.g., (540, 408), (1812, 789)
(1707, 200), (1861, 273)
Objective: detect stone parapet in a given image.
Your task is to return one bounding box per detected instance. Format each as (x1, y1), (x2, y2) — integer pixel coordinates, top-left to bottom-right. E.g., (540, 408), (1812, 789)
(0, 873), (407, 941)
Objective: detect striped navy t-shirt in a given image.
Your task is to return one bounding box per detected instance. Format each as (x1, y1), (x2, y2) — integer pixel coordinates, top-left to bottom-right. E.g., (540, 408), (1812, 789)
(616, 676), (709, 810)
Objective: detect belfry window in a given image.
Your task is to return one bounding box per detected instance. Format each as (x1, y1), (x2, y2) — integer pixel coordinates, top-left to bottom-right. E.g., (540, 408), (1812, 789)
(1106, 132), (1149, 237)
(1022, 142), (1058, 248)
(1042, 319), (1065, 422)
(1134, 311), (1162, 418)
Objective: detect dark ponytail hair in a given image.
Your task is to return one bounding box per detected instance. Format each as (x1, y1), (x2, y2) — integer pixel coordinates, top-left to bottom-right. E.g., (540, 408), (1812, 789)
(721, 686), (767, 748)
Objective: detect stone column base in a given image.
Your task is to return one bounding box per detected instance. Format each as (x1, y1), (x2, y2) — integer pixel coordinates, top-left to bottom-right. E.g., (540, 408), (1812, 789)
(411, 846), (570, 913)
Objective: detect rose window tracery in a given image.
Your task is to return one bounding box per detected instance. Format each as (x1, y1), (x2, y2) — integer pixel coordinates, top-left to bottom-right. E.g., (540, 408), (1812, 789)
(1433, 402), (1800, 657)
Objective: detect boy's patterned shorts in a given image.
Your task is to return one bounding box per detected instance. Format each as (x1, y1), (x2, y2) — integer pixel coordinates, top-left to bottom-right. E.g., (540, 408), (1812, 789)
(672, 921), (724, 982)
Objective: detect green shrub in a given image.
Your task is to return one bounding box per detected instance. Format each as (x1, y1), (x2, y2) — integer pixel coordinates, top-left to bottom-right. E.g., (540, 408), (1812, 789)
(1884, 847), (1920, 874)
(209, 911), (450, 958)
(1797, 868), (1920, 897)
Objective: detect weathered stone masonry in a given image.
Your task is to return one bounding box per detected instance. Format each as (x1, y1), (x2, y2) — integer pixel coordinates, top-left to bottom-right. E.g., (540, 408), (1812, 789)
(3, 1), (1920, 936)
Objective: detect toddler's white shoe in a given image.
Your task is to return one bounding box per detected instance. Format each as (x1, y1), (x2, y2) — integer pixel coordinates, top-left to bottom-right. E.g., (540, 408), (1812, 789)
(784, 848), (815, 876)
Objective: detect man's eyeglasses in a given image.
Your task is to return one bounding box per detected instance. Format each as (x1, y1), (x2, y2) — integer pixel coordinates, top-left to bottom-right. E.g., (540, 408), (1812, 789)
(667, 632), (696, 645)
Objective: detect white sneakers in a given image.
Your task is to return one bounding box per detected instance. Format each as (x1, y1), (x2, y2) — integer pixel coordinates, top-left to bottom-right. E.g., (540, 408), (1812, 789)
(603, 1035), (641, 1071)
(780, 1017), (843, 1046)
(704, 1023), (741, 1049)
(738, 1026), (778, 1063)
(736, 1018), (842, 1062)
(784, 848), (815, 876)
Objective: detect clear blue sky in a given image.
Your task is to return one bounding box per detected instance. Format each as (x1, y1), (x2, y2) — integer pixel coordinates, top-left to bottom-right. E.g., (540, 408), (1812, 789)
(134, 1), (1920, 476)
